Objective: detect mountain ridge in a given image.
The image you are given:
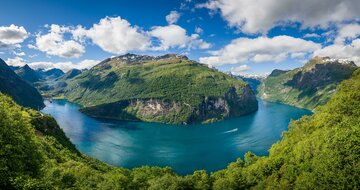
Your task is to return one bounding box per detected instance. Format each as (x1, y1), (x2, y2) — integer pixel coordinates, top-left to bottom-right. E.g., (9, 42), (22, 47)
(0, 58), (44, 109)
(258, 57), (358, 110)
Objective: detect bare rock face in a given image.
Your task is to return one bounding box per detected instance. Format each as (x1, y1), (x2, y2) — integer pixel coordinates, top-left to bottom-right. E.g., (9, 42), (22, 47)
(188, 85), (258, 123)
(129, 99), (181, 122)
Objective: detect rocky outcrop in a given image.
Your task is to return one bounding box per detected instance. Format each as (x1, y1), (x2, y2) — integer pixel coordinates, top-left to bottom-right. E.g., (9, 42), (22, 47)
(189, 85), (258, 124)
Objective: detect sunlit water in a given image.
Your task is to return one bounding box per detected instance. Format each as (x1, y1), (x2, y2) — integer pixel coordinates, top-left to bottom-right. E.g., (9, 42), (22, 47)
(42, 99), (311, 175)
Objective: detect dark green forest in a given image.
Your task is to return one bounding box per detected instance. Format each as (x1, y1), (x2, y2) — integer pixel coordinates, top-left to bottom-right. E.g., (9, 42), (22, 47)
(1, 67), (359, 189)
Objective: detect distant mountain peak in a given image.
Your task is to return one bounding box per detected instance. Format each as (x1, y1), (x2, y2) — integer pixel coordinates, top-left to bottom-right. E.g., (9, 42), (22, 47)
(23, 64), (32, 69)
(321, 57), (356, 66)
(306, 57), (357, 69)
(269, 69), (289, 77)
(110, 53), (188, 63)
(157, 54), (188, 60)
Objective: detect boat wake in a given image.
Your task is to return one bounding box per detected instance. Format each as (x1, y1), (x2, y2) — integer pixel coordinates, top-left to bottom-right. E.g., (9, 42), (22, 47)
(223, 128), (238, 134)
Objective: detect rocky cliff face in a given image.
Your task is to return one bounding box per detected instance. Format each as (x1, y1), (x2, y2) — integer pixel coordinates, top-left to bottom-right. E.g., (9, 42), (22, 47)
(189, 85), (258, 124)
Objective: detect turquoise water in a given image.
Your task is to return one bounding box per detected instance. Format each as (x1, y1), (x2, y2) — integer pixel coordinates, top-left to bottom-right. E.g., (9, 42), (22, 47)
(42, 99), (311, 175)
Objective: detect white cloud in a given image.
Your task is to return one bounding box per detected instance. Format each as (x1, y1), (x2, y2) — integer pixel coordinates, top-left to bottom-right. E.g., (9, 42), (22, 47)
(81, 17), (151, 55)
(31, 24), (85, 58)
(0, 24), (28, 44)
(166, 11), (181, 25)
(334, 23), (360, 44)
(198, 0), (360, 34)
(303, 33), (321, 39)
(314, 40), (360, 65)
(12, 51), (26, 56)
(195, 27), (203, 34)
(150, 24), (210, 50)
(314, 24), (360, 65)
(199, 35), (321, 66)
(0, 24), (28, 50)
(291, 52), (306, 59)
(0, 42), (20, 50)
(231, 64), (251, 75)
(6, 56), (26, 67)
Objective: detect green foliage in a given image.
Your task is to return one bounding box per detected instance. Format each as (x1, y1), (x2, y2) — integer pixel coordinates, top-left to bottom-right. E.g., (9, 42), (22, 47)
(0, 94), (42, 189)
(1, 68), (360, 189)
(258, 57), (357, 110)
(62, 57), (246, 107)
(41, 55), (257, 124)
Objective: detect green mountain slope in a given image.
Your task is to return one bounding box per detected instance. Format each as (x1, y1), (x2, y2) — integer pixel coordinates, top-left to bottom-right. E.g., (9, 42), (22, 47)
(13, 64), (41, 84)
(233, 75), (263, 94)
(57, 54), (258, 124)
(1, 68), (359, 189)
(0, 58), (44, 109)
(258, 57), (358, 110)
(37, 68), (64, 79)
(56, 69), (81, 81)
(35, 69), (82, 98)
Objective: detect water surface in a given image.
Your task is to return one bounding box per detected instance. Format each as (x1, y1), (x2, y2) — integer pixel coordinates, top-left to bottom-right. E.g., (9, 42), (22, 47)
(42, 99), (311, 175)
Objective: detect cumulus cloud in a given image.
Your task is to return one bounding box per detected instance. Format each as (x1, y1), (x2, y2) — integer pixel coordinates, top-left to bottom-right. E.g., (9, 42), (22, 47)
(150, 25), (210, 50)
(334, 23), (360, 44)
(198, 0), (360, 34)
(166, 11), (181, 24)
(199, 35), (321, 66)
(0, 24), (28, 50)
(28, 16), (208, 55)
(31, 24), (85, 58)
(231, 64), (251, 75)
(6, 56), (26, 67)
(0, 42), (20, 51)
(74, 17), (151, 55)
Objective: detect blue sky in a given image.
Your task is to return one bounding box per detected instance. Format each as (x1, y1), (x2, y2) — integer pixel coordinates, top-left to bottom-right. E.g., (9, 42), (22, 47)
(0, 0), (359, 74)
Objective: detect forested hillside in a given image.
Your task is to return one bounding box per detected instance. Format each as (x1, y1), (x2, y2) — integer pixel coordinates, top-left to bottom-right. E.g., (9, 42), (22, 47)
(258, 57), (357, 110)
(1, 68), (359, 189)
(50, 54), (258, 124)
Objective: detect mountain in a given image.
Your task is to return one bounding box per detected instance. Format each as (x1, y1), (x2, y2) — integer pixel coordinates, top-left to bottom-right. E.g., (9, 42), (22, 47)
(56, 69), (81, 81)
(233, 74), (265, 94)
(258, 57), (358, 110)
(13, 64), (41, 84)
(36, 68), (64, 79)
(0, 58), (44, 109)
(34, 69), (80, 98)
(1, 68), (359, 189)
(55, 54), (258, 124)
